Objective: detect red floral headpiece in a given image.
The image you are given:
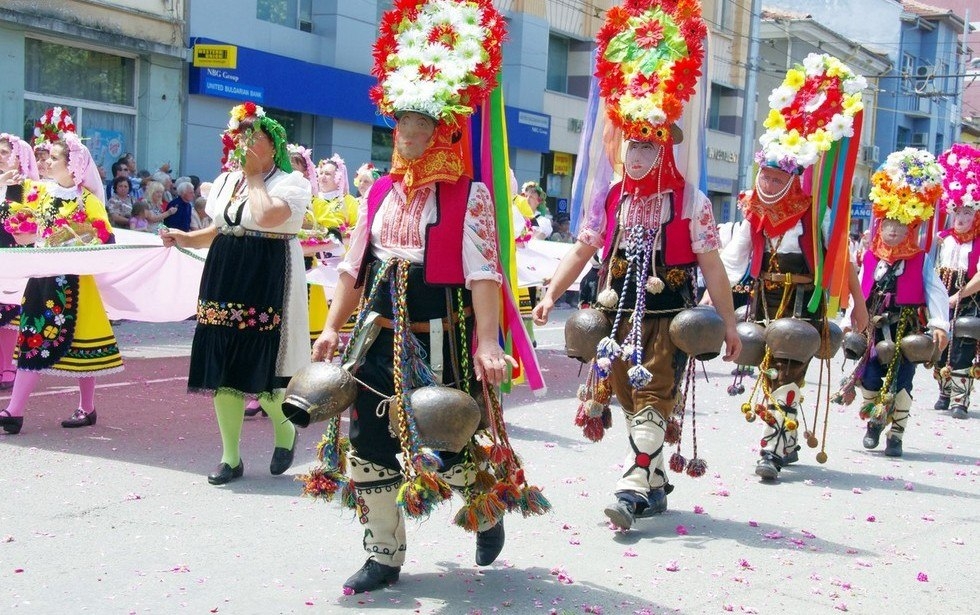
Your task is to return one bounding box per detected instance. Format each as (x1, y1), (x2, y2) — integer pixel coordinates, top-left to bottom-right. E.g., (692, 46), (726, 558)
(33, 107), (76, 147)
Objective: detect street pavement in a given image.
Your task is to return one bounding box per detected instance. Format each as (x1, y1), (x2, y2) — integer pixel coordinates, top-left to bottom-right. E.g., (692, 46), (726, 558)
(1, 311), (978, 614)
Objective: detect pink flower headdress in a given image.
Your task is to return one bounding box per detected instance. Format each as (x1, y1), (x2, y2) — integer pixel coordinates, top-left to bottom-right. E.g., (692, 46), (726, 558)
(0, 133), (40, 180)
(288, 143), (318, 193)
(939, 143), (980, 213)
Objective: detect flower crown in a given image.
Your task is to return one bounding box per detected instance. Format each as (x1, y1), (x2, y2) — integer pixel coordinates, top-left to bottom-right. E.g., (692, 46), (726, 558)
(370, 0), (506, 125)
(33, 107), (76, 147)
(221, 102), (292, 173)
(355, 162), (381, 182)
(869, 148), (944, 225)
(595, 0), (707, 143)
(757, 53), (867, 172)
(939, 143), (980, 212)
(288, 143), (318, 191)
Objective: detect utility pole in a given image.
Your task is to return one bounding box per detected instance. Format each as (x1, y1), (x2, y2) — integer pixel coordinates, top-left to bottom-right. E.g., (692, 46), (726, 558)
(736, 0), (762, 209)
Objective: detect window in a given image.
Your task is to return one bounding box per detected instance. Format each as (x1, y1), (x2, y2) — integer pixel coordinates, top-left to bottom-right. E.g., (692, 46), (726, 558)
(371, 126), (394, 174)
(901, 53), (916, 91)
(257, 0), (313, 32)
(708, 83), (739, 134)
(547, 35), (570, 94)
(896, 126), (911, 150)
(23, 39), (137, 178)
(377, 0), (394, 23)
(717, 0), (735, 32)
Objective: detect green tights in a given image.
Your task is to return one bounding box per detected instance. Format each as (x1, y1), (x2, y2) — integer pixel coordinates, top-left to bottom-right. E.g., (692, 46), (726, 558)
(213, 390), (296, 466)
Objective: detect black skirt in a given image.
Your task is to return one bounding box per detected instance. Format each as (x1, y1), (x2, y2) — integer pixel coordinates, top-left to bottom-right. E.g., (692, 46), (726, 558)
(188, 233), (289, 395)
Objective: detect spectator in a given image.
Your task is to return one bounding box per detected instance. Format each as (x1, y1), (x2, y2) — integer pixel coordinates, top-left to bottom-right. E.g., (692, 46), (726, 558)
(549, 214), (574, 243)
(190, 196), (212, 230)
(128, 202), (153, 232)
(106, 175), (136, 228)
(199, 181), (213, 199)
(152, 171), (174, 202)
(139, 180), (177, 228)
(522, 181), (552, 239)
(164, 181), (195, 231)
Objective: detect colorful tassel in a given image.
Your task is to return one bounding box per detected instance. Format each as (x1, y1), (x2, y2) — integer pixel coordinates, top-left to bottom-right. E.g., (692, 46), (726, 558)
(627, 364), (654, 388)
(685, 457), (708, 477)
(668, 452), (686, 473)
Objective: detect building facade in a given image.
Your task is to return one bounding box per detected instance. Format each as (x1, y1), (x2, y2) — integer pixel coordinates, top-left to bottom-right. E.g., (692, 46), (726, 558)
(0, 0), (186, 178)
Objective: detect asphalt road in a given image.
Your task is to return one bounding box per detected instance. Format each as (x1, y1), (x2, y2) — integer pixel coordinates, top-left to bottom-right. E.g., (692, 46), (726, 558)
(1, 311), (978, 614)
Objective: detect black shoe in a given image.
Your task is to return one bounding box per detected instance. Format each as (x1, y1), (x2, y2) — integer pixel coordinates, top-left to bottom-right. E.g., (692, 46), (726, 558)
(783, 446), (800, 465)
(863, 422), (883, 449)
(0, 409), (23, 435)
(476, 519), (505, 566)
(343, 558), (400, 594)
(61, 409), (96, 428)
(950, 404), (969, 420)
(934, 394), (950, 410)
(755, 456), (780, 480)
(636, 487), (668, 518)
(603, 498), (636, 530)
(207, 461), (244, 485)
(270, 430), (297, 475)
(884, 436), (903, 457)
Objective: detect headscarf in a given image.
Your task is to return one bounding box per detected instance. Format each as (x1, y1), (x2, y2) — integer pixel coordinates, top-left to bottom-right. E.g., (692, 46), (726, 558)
(62, 132), (106, 203)
(288, 143), (318, 193)
(0, 133), (40, 180)
(222, 102), (292, 174)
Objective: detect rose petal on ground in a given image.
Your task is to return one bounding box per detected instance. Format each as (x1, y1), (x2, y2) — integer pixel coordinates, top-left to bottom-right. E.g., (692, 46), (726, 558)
(748, 520), (759, 527)
(665, 560), (680, 572)
(624, 548), (638, 557)
(694, 505), (705, 514)
(917, 572), (928, 582)
(676, 525), (688, 536)
(866, 515), (876, 522)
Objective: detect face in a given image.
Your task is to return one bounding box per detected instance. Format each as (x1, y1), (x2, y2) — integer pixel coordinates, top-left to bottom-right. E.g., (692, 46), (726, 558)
(115, 181), (130, 196)
(394, 112), (436, 162)
(116, 164), (130, 177)
(34, 147), (49, 178)
(356, 175), (374, 196)
(879, 218), (909, 246)
(45, 143), (73, 187)
(238, 127), (274, 169)
(951, 207), (977, 234)
(0, 140), (16, 173)
(624, 141), (662, 180)
(318, 163), (338, 192)
(756, 166), (793, 196)
(524, 187), (542, 207)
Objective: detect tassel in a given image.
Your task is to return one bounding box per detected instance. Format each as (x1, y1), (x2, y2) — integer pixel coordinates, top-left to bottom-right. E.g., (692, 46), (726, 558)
(582, 416), (605, 442)
(627, 365), (654, 388)
(858, 402), (874, 420)
(664, 418), (682, 444)
(685, 457), (708, 478)
(576, 384), (589, 402)
(601, 406), (613, 429)
(298, 467), (346, 502)
(668, 452), (686, 473)
(474, 469), (497, 492)
(492, 480), (523, 511)
(340, 480), (358, 510)
(396, 472), (452, 518)
(585, 400), (604, 418)
(519, 485), (552, 516)
(645, 276), (665, 294)
(595, 336), (621, 359)
(574, 402), (588, 427)
(412, 448), (442, 472)
(597, 288), (619, 309)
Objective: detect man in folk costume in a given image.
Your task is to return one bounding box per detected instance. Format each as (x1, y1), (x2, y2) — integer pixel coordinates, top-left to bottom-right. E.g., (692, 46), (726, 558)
(533, 0), (741, 531)
(309, 0), (547, 594)
(932, 144), (980, 420)
(854, 148), (948, 457)
(721, 53), (870, 480)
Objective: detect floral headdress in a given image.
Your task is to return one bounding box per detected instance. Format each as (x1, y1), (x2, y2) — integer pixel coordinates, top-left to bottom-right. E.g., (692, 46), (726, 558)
(939, 143), (980, 212)
(757, 53), (867, 173)
(595, 0), (707, 143)
(355, 162), (381, 183)
(60, 132), (106, 204)
(370, 0), (505, 128)
(0, 133), (40, 180)
(317, 154), (350, 196)
(33, 107), (75, 147)
(221, 102), (292, 173)
(869, 148), (944, 225)
(287, 143), (318, 193)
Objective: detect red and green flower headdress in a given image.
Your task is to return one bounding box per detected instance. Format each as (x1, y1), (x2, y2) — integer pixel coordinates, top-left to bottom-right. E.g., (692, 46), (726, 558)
(33, 107), (75, 147)
(595, 0), (707, 143)
(221, 102), (292, 173)
(370, 0), (505, 129)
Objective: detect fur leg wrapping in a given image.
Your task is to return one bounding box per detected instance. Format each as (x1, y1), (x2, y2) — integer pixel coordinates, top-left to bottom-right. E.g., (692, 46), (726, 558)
(887, 389), (912, 442)
(614, 407), (667, 498)
(349, 454), (406, 567)
(760, 383), (801, 460)
(949, 370), (973, 408)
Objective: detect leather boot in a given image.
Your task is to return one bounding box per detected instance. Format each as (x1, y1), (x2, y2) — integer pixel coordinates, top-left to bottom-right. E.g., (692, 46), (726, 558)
(613, 406), (669, 510)
(756, 383), (801, 479)
(949, 370), (972, 420)
(883, 390), (912, 457)
(860, 388), (884, 449)
(345, 454), (405, 593)
(440, 460), (506, 566)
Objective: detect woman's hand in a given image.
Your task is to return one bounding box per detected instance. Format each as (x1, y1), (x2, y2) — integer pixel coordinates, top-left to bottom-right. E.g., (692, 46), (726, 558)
(473, 341), (518, 386)
(0, 169), (23, 186)
(932, 328), (949, 353)
(531, 295), (555, 326)
(160, 228), (188, 248)
(312, 328), (341, 363)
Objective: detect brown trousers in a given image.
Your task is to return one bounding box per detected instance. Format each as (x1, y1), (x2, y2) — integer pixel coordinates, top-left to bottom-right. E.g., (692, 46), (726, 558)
(607, 316), (687, 420)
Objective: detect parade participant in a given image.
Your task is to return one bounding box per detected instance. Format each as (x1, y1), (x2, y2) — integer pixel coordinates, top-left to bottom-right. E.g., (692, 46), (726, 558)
(0, 133), (40, 391)
(0, 113), (121, 434)
(313, 154), (358, 238)
(521, 181), (552, 239)
(721, 53), (869, 480)
(309, 0), (534, 593)
(161, 102), (311, 483)
(353, 162), (380, 208)
(932, 143), (980, 420)
(532, 0), (740, 530)
(852, 148), (948, 457)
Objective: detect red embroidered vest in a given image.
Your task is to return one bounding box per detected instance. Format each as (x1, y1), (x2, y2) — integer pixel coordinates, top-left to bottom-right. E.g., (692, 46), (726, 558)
(861, 250), (927, 306)
(355, 174), (473, 288)
(602, 181), (696, 267)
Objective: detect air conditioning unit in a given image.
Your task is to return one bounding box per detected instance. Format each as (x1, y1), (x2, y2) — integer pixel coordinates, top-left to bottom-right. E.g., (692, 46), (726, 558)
(910, 132), (928, 146)
(862, 145), (880, 164)
(567, 118), (584, 133)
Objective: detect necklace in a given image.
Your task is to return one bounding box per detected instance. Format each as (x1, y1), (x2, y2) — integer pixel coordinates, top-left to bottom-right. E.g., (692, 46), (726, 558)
(754, 172), (793, 205)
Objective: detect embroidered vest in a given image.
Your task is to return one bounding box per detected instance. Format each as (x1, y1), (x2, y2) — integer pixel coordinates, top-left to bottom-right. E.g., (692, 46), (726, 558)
(749, 215), (816, 278)
(601, 181), (696, 267)
(355, 174), (473, 288)
(937, 231), (980, 280)
(861, 250), (927, 306)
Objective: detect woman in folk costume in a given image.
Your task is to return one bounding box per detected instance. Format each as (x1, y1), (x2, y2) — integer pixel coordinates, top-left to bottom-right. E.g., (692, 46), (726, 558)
(162, 103), (310, 483)
(308, 0), (546, 594)
(721, 53), (870, 480)
(0, 111), (121, 435)
(932, 144), (980, 420)
(533, 0), (740, 531)
(313, 154), (358, 238)
(0, 133), (40, 391)
(848, 148), (948, 457)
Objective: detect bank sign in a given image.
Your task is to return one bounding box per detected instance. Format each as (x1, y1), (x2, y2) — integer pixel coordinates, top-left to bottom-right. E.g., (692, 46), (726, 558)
(201, 69), (264, 103)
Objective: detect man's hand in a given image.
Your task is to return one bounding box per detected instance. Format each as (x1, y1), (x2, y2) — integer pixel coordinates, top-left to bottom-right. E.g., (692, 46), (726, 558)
(531, 296), (555, 326)
(312, 328), (341, 363)
(721, 324), (742, 362)
(932, 328), (949, 353)
(473, 342), (518, 386)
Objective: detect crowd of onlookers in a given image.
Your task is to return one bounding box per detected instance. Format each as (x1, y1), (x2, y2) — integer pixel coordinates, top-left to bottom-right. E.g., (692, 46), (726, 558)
(101, 152), (212, 234)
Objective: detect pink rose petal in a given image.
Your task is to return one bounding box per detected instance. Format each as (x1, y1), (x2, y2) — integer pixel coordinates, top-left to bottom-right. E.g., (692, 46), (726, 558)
(917, 572), (929, 582)
(676, 525), (688, 536)
(624, 548), (638, 558)
(748, 520), (759, 527)
(665, 560), (680, 572)
(866, 515), (876, 523)
(693, 505), (705, 514)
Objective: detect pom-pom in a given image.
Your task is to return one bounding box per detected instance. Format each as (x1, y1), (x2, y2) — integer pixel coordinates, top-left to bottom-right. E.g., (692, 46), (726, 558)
(596, 336), (622, 359)
(668, 452), (686, 473)
(519, 485), (552, 516)
(601, 406), (613, 429)
(784, 419), (798, 431)
(645, 276), (665, 294)
(576, 384), (589, 402)
(595, 357), (613, 374)
(744, 412), (756, 423)
(685, 457), (708, 477)
(627, 364), (654, 388)
(582, 415), (606, 442)
(664, 418), (682, 444)
(815, 451), (828, 464)
(597, 288), (619, 309)
(740, 403), (753, 414)
(807, 434), (819, 448)
(585, 400), (604, 418)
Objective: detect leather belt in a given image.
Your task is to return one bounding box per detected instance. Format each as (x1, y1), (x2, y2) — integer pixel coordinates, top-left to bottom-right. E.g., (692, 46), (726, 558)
(375, 307), (473, 333)
(760, 272), (814, 285)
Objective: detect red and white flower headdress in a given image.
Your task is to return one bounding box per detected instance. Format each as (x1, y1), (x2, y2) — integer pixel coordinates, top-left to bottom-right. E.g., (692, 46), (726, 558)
(33, 106), (75, 147)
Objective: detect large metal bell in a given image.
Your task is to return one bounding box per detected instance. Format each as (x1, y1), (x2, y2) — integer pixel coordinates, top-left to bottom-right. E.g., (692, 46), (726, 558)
(734, 304), (751, 322)
(765, 318), (821, 363)
(389, 386), (481, 452)
(842, 331), (868, 360)
(953, 316), (980, 341)
(900, 333), (935, 364)
(875, 340), (896, 366)
(564, 308), (612, 363)
(669, 306), (726, 361)
(281, 362), (358, 427)
(734, 321), (766, 366)
(815, 321), (845, 360)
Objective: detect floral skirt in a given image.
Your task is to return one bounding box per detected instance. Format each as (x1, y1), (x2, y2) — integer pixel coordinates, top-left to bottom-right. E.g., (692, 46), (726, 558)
(16, 274), (123, 375)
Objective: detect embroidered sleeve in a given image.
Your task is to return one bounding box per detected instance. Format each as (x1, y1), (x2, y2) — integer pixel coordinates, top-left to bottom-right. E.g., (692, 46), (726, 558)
(462, 182), (502, 287)
(577, 193), (608, 250)
(337, 195), (371, 280)
(688, 192), (721, 254)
